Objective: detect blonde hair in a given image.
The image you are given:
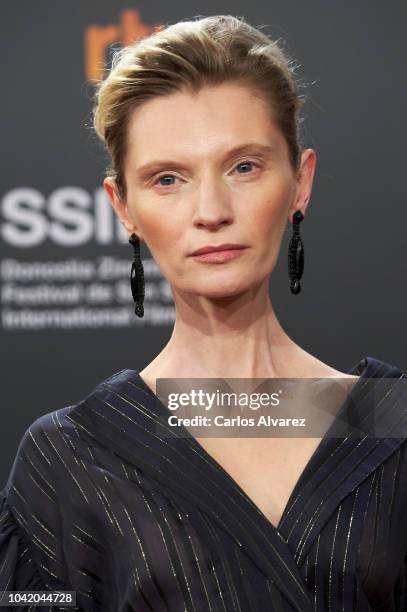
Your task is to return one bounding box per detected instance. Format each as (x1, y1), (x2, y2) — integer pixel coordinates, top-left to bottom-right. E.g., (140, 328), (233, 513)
(93, 14), (306, 201)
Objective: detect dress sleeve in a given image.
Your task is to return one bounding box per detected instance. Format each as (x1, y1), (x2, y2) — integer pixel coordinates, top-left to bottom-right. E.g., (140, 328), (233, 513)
(0, 488), (47, 593)
(0, 414), (75, 611)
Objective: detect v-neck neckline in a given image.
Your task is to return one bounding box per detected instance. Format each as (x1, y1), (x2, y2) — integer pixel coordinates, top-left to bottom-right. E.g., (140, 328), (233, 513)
(67, 354), (406, 612)
(130, 355), (376, 534)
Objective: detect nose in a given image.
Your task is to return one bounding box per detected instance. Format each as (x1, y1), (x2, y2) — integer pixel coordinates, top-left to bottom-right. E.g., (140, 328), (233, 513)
(192, 175), (234, 230)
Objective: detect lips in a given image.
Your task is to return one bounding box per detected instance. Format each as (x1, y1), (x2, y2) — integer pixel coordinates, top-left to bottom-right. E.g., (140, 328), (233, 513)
(189, 244), (245, 256)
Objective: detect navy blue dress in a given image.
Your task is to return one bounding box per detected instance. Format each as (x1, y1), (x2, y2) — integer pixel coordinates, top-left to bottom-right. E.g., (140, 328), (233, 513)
(1, 356), (407, 611)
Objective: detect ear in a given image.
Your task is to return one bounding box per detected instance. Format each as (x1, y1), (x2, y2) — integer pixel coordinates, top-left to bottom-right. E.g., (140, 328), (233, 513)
(103, 177), (142, 239)
(288, 148), (316, 222)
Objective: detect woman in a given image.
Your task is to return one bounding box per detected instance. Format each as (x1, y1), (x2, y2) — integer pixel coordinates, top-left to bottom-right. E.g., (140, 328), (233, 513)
(1, 14), (406, 612)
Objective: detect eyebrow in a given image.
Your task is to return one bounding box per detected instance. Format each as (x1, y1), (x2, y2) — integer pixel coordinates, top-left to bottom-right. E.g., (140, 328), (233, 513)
(135, 142), (277, 181)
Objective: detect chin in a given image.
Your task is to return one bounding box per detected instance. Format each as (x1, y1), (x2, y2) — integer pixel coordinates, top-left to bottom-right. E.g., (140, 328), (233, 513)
(194, 279), (252, 298)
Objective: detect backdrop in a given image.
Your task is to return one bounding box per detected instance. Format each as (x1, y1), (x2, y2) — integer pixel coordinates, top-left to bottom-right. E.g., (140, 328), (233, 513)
(1, 1), (406, 486)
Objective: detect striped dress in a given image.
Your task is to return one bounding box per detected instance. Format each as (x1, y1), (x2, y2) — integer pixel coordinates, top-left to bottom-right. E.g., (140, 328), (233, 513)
(1, 356), (407, 611)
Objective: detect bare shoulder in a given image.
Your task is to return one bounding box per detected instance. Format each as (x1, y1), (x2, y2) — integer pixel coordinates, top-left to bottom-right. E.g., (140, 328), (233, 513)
(291, 347), (360, 380)
(315, 363), (360, 379)
(138, 354), (360, 394)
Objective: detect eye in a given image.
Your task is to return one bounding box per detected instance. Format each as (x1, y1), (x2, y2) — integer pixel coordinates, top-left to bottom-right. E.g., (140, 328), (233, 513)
(153, 175), (178, 187)
(233, 160), (259, 174)
(151, 159), (260, 188)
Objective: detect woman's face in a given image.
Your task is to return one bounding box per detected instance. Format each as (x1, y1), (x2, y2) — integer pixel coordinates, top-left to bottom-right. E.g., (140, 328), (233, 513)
(105, 82), (316, 299)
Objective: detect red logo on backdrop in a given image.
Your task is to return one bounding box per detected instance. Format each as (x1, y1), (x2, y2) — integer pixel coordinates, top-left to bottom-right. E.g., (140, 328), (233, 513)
(85, 9), (165, 81)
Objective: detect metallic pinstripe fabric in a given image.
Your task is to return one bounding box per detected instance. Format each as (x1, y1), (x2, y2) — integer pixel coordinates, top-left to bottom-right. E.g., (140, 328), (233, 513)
(1, 356), (407, 611)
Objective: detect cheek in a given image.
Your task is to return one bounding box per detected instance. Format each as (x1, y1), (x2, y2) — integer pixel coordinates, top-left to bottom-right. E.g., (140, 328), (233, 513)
(253, 193), (289, 242)
(136, 208), (186, 273)
(137, 205), (179, 246)
(248, 182), (292, 261)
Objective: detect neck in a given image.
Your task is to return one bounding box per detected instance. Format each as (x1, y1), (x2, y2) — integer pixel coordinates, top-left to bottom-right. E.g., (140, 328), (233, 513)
(146, 278), (322, 379)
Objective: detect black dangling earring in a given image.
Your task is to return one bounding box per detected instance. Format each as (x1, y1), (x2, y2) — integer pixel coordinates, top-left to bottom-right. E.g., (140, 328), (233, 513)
(129, 233), (145, 317)
(288, 210), (305, 294)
